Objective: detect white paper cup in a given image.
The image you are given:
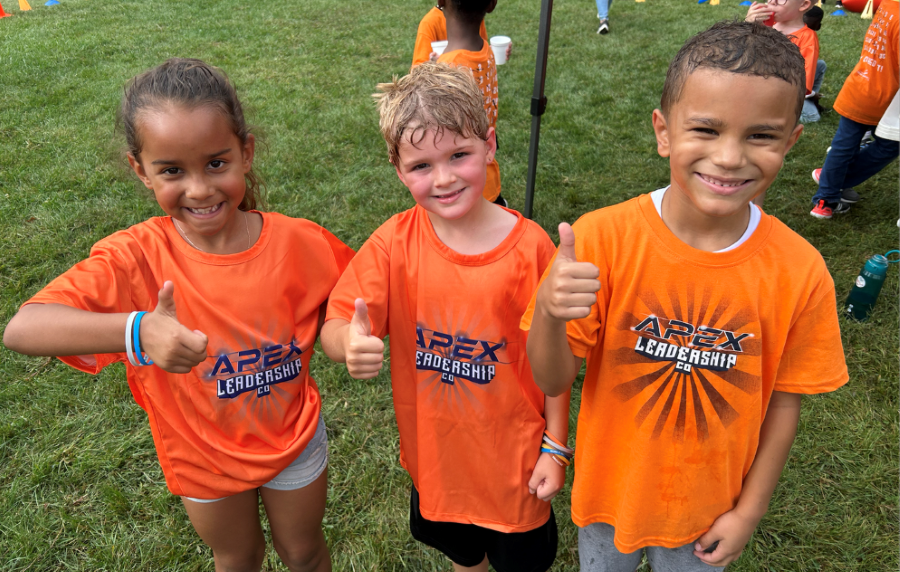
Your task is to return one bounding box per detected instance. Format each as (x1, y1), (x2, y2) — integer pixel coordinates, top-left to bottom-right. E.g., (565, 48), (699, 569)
(431, 40), (448, 56)
(490, 36), (511, 65)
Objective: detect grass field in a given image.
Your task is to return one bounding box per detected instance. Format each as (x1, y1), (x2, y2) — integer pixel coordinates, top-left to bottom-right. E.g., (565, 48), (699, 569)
(0, 0), (897, 570)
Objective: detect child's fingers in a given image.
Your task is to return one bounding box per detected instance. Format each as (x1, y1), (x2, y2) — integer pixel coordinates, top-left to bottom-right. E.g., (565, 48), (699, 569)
(556, 222), (578, 262)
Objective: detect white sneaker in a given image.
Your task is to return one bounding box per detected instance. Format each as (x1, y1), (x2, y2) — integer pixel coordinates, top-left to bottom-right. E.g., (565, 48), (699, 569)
(597, 19), (609, 34)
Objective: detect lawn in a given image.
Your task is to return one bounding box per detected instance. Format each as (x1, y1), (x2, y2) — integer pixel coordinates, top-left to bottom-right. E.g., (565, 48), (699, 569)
(0, 0), (896, 570)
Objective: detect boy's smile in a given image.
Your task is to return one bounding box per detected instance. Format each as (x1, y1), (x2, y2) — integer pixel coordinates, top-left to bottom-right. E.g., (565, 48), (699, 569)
(395, 126), (496, 221)
(652, 68), (802, 230)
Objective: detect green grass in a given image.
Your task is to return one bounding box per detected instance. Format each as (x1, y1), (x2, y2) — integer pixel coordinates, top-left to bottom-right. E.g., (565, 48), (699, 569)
(0, 0), (896, 570)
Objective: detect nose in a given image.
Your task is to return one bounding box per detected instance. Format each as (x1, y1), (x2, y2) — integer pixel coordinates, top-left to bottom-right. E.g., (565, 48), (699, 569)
(185, 173), (215, 201)
(432, 163), (456, 188)
(711, 136), (745, 171)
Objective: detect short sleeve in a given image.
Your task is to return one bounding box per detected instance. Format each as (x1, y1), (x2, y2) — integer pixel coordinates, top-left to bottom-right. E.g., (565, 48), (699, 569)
(319, 226), (355, 276)
(325, 222), (392, 340)
(24, 241), (136, 374)
(773, 271), (849, 394)
(412, 10), (442, 68)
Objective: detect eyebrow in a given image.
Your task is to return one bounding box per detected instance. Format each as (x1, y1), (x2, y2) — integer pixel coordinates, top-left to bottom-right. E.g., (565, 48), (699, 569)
(684, 117), (785, 132)
(151, 148), (232, 165)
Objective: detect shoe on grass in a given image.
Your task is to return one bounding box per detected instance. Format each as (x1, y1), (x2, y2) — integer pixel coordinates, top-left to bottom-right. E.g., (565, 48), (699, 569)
(597, 19), (609, 34)
(810, 199), (851, 219)
(811, 169), (860, 203)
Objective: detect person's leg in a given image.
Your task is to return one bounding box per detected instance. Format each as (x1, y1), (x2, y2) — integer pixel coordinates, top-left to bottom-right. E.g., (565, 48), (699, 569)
(578, 522), (644, 572)
(800, 99), (820, 124)
(182, 490), (266, 572)
(840, 135), (900, 189)
(260, 469), (331, 572)
(596, 0), (611, 20)
(409, 486), (489, 570)
(646, 542), (725, 571)
(484, 508), (558, 572)
(453, 556), (489, 572)
(812, 59), (826, 94)
(812, 115), (873, 204)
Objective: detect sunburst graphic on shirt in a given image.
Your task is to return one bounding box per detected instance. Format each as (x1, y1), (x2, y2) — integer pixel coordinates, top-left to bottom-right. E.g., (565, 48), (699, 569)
(608, 282), (761, 443)
(415, 303), (510, 414)
(197, 319), (308, 431)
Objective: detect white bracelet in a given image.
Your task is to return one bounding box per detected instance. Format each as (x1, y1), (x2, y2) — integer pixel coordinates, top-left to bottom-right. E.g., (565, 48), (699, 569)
(125, 311), (139, 366)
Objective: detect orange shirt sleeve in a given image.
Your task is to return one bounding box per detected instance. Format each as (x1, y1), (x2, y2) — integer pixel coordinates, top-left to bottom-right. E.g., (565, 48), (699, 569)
(325, 219), (393, 340)
(789, 27), (818, 95)
(412, 7), (444, 68)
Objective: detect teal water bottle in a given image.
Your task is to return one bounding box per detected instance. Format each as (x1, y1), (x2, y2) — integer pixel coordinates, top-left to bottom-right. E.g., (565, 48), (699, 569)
(844, 251), (897, 321)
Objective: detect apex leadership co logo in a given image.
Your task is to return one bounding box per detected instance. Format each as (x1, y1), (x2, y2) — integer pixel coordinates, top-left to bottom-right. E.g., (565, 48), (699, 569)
(210, 341), (303, 399)
(631, 315), (751, 375)
(415, 327), (503, 386)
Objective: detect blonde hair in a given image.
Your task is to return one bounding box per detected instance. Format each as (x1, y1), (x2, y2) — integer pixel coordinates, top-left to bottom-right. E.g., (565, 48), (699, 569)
(374, 62), (490, 165)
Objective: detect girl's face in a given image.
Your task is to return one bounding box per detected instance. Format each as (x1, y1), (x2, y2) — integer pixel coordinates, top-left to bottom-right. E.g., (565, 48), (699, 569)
(128, 104), (255, 249)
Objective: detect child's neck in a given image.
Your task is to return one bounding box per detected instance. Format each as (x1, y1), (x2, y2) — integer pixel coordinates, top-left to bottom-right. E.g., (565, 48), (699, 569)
(660, 187), (751, 252)
(774, 16), (806, 35)
(445, 15), (485, 53)
(426, 199), (517, 255)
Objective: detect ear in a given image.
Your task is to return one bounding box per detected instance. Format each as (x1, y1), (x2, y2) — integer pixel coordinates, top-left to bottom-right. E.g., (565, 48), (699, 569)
(651, 109), (671, 158)
(799, 0), (813, 12)
(437, 0), (446, 8)
(127, 153), (154, 190)
(241, 133), (256, 174)
(486, 0), (498, 13)
(484, 127), (497, 164)
(394, 162), (407, 186)
(784, 122), (804, 155)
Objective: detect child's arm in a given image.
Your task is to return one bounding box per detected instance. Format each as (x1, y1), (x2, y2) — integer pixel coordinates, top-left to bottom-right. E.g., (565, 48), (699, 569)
(527, 223), (599, 397)
(527, 389), (572, 501)
(320, 298), (385, 379)
(3, 281), (208, 373)
(693, 391), (802, 567)
(745, 2), (774, 23)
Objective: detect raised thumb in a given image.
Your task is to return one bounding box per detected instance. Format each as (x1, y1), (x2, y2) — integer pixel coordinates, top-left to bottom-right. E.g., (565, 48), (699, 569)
(155, 281), (178, 318)
(350, 298), (371, 336)
(557, 222), (578, 262)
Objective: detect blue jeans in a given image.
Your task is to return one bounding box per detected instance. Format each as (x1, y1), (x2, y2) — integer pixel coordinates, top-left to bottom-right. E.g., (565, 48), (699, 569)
(800, 60), (827, 124)
(596, 0), (611, 20)
(812, 114), (900, 204)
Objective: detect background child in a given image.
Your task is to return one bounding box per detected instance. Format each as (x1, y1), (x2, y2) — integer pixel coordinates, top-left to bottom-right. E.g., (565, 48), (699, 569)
(747, 0), (826, 124)
(2, 58), (353, 572)
(523, 22), (848, 571)
(320, 62), (569, 572)
(437, 0), (505, 206)
(412, 3), (487, 67)
(810, 0), (899, 218)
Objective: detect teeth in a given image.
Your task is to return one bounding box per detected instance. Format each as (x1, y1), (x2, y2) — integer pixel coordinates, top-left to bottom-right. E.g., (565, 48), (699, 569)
(188, 204), (220, 214)
(700, 174), (745, 187)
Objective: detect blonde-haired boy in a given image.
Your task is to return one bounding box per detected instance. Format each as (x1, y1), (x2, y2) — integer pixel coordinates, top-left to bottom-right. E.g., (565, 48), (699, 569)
(322, 62), (570, 572)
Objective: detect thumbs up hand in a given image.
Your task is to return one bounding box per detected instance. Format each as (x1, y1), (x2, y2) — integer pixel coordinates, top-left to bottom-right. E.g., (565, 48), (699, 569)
(537, 223), (601, 322)
(344, 298), (385, 379)
(140, 281), (209, 373)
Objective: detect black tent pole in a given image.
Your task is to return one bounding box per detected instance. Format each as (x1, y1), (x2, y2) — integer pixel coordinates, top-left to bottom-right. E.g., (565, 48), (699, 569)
(523, 0), (553, 220)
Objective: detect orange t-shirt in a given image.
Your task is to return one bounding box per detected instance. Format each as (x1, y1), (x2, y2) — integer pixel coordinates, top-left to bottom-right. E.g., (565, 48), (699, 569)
(26, 213), (354, 499)
(439, 42), (502, 202)
(787, 25), (819, 95)
(521, 195), (848, 552)
(834, 0), (900, 125)
(326, 206), (556, 533)
(412, 6), (489, 68)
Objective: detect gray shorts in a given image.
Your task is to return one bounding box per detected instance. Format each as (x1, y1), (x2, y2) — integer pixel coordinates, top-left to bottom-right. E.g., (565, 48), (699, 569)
(183, 413), (328, 503)
(579, 522), (725, 572)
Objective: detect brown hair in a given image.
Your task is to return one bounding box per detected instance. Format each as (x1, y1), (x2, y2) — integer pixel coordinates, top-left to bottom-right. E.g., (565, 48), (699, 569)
(660, 21), (806, 120)
(118, 58), (263, 210)
(374, 62), (490, 166)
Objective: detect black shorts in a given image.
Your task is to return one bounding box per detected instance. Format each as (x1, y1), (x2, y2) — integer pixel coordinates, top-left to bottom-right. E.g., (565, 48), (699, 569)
(409, 486), (558, 572)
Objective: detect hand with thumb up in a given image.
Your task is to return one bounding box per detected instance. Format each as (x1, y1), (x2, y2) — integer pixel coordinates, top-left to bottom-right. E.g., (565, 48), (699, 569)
(344, 298), (385, 379)
(537, 223), (601, 322)
(139, 281), (209, 373)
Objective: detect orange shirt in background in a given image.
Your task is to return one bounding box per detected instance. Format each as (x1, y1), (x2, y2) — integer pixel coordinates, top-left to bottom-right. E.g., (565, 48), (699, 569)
(439, 42), (501, 202)
(787, 25), (819, 94)
(326, 206), (556, 533)
(26, 213), (354, 499)
(521, 194), (848, 552)
(412, 6), (488, 68)
(834, 0), (899, 125)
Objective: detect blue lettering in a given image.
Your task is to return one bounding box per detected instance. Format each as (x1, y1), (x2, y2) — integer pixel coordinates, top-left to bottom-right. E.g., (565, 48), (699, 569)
(237, 349), (261, 372)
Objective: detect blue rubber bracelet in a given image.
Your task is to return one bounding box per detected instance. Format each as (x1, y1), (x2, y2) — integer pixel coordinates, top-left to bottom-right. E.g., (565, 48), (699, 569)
(132, 311), (154, 366)
(541, 447), (572, 459)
